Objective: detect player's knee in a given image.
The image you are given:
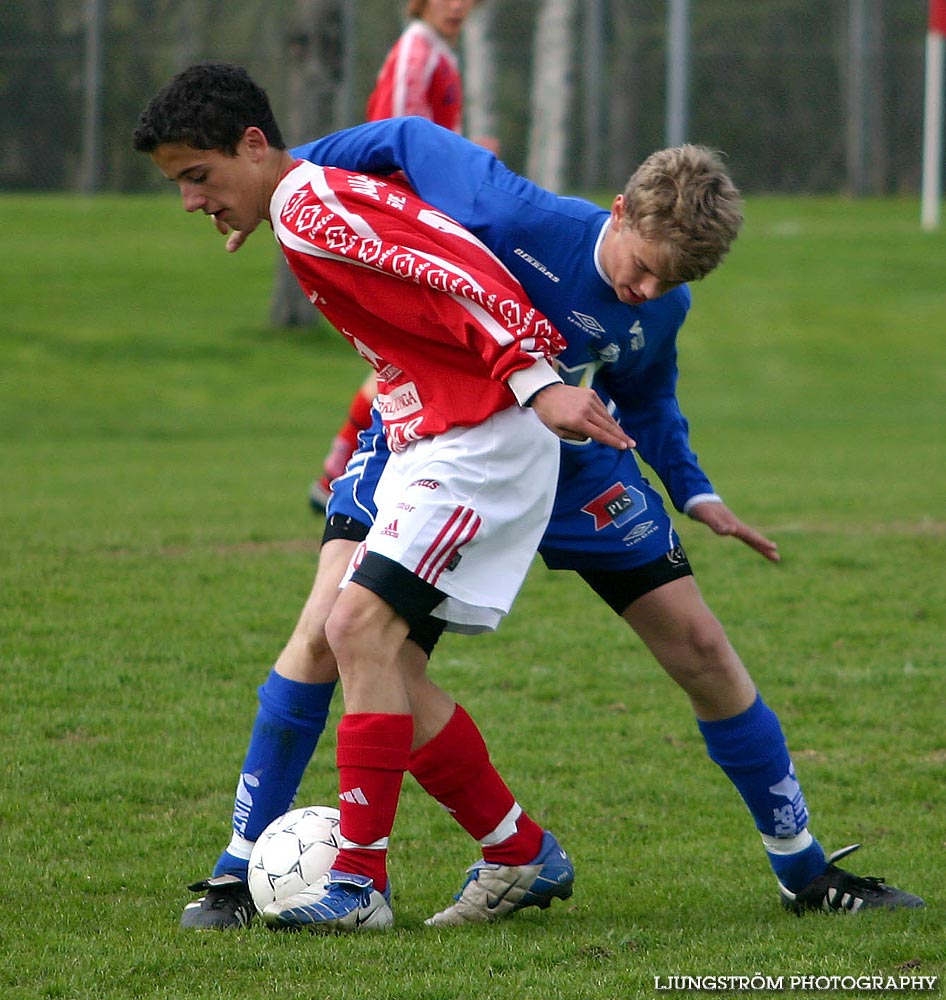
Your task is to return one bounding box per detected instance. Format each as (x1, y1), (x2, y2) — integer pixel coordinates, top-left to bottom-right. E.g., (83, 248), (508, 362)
(671, 613), (738, 684)
(323, 597), (385, 667)
(688, 614), (731, 660)
(299, 626), (335, 673)
(323, 606), (358, 660)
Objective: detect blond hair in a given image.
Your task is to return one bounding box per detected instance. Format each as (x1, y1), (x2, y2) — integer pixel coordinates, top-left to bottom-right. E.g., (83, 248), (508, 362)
(406, 0), (483, 18)
(621, 144), (743, 283)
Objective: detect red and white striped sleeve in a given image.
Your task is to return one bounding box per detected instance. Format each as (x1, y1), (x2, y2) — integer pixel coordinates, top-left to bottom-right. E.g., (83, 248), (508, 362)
(366, 22), (462, 132)
(271, 162), (563, 441)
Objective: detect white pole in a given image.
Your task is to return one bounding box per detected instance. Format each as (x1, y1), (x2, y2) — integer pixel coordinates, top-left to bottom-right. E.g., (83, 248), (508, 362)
(922, 30), (944, 229)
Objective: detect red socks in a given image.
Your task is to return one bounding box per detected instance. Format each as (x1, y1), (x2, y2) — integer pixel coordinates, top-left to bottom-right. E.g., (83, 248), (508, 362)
(409, 704), (543, 865)
(333, 705), (545, 891)
(334, 712), (413, 891)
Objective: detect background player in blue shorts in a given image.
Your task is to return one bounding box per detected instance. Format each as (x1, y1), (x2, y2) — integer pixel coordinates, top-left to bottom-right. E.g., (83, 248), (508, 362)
(189, 122), (923, 928)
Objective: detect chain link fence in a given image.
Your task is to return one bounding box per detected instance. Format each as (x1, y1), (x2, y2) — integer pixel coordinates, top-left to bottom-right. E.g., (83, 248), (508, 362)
(0, 0), (928, 194)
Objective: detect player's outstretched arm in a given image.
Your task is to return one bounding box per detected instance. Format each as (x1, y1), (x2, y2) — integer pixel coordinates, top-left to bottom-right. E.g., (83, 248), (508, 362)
(530, 384), (635, 451)
(687, 500), (781, 563)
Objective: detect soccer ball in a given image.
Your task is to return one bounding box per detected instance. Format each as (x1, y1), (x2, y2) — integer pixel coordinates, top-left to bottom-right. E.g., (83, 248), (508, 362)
(247, 805), (341, 911)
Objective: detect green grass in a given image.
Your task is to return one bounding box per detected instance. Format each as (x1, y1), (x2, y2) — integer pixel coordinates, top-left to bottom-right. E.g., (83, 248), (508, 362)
(1, 192), (944, 999)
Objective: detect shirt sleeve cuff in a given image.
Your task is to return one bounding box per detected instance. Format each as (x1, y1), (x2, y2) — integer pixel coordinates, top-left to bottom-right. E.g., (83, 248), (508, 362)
(506, 360), (563, 407)
(683, 493), (723, 516)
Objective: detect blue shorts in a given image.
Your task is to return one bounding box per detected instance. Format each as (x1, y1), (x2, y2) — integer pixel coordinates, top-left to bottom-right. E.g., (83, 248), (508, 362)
(326, 407), (682, 575)
(540, 438), (682, 571)
(323, 407), (385, 531)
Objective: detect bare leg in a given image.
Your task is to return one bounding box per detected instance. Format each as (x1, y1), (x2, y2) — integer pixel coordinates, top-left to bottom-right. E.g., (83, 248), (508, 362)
(620, 575), (756, 720)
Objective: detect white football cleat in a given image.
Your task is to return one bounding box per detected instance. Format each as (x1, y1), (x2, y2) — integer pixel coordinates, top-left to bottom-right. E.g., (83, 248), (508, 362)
(426, 830), (574, 926)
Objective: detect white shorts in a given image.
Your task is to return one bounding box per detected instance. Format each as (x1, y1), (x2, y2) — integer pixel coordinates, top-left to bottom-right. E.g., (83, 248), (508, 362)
(343, 405), (560, 634)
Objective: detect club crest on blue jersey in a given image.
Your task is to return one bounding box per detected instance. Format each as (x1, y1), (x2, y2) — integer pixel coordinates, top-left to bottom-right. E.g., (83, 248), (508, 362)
(581, 482), (647, 530)
(596, 342), (621, 363)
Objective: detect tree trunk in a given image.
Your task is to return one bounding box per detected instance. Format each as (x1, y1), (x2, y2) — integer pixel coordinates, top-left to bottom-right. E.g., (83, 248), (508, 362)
(580, 0), (605, 190)
(606, 0), (643, 190)
(270, 0), (345, 327)
(844, 0), (885, 195)
(462, 0), (499, 149)
(525, 0), (576, 191)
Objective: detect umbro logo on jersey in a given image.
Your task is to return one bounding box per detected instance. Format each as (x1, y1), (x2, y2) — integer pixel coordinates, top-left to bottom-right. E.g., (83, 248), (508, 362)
(339, 787), (369, 806)
(568, 310), (607, 336)
(381, 520), (399, 538)
(622, 520), (657, 546)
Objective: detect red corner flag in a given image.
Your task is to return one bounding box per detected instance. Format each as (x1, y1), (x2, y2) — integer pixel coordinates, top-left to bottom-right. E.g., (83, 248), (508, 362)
(932, 0), (946, 35)
(923, 0), (946, 228)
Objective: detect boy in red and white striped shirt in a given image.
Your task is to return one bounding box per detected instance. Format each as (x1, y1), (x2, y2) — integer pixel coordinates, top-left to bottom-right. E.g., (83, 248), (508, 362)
(134, 62), (632, 931)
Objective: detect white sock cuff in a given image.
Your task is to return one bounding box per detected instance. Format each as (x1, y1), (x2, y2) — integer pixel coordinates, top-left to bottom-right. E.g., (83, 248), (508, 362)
(225, 832), (256, 861)
(761, 829), (814, 856)
(338, 836), (389, 851)
(479, 802), (523, 847)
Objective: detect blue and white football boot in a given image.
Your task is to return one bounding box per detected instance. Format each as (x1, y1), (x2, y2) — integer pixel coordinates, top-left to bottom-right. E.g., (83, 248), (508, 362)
(425, 830), (574, 926)
(262, 871), (393, 931)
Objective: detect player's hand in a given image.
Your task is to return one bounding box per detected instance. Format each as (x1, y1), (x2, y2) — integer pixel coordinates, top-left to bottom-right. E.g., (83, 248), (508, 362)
(530, 383), (635, 451)
(212, 215), (250, 253)
(687, 501), (781, 563)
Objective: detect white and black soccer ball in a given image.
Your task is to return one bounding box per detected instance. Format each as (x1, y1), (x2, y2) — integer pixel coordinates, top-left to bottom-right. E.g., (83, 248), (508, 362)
(247, 805), (341, 912)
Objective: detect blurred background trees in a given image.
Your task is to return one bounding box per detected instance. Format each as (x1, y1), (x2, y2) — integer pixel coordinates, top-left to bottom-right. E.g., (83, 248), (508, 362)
(0, 0), (928, 195)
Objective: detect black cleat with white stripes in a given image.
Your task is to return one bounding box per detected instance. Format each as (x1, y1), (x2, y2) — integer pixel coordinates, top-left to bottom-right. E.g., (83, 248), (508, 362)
(779, 844), (925, 914)
(180, 874), (256, 929)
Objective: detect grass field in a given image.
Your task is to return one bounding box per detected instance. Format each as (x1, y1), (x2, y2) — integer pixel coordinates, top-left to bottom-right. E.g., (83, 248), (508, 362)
(1, 191), (944, 1000)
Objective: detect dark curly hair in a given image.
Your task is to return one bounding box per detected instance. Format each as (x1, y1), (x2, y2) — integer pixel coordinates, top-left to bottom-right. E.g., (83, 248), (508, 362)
(132, 62), (285, 155)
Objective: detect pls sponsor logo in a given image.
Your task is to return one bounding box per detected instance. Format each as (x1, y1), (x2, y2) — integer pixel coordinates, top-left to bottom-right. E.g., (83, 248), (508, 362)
(582, 482), (646, 530)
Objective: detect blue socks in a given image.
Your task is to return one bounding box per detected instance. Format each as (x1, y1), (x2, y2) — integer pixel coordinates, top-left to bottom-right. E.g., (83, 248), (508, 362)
(698, 694), (826, 892)
(212, 670), (336, 879)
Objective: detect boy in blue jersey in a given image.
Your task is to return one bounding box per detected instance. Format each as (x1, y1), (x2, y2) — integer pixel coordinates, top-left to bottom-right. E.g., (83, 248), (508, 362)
(186, 123), (923, 929)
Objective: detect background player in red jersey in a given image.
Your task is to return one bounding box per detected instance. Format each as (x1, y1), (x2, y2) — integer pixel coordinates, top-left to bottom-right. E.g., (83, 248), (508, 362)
(368, 0), (493, 144)
(134, 61), (632, 932)
(311, 0), (499, 512)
